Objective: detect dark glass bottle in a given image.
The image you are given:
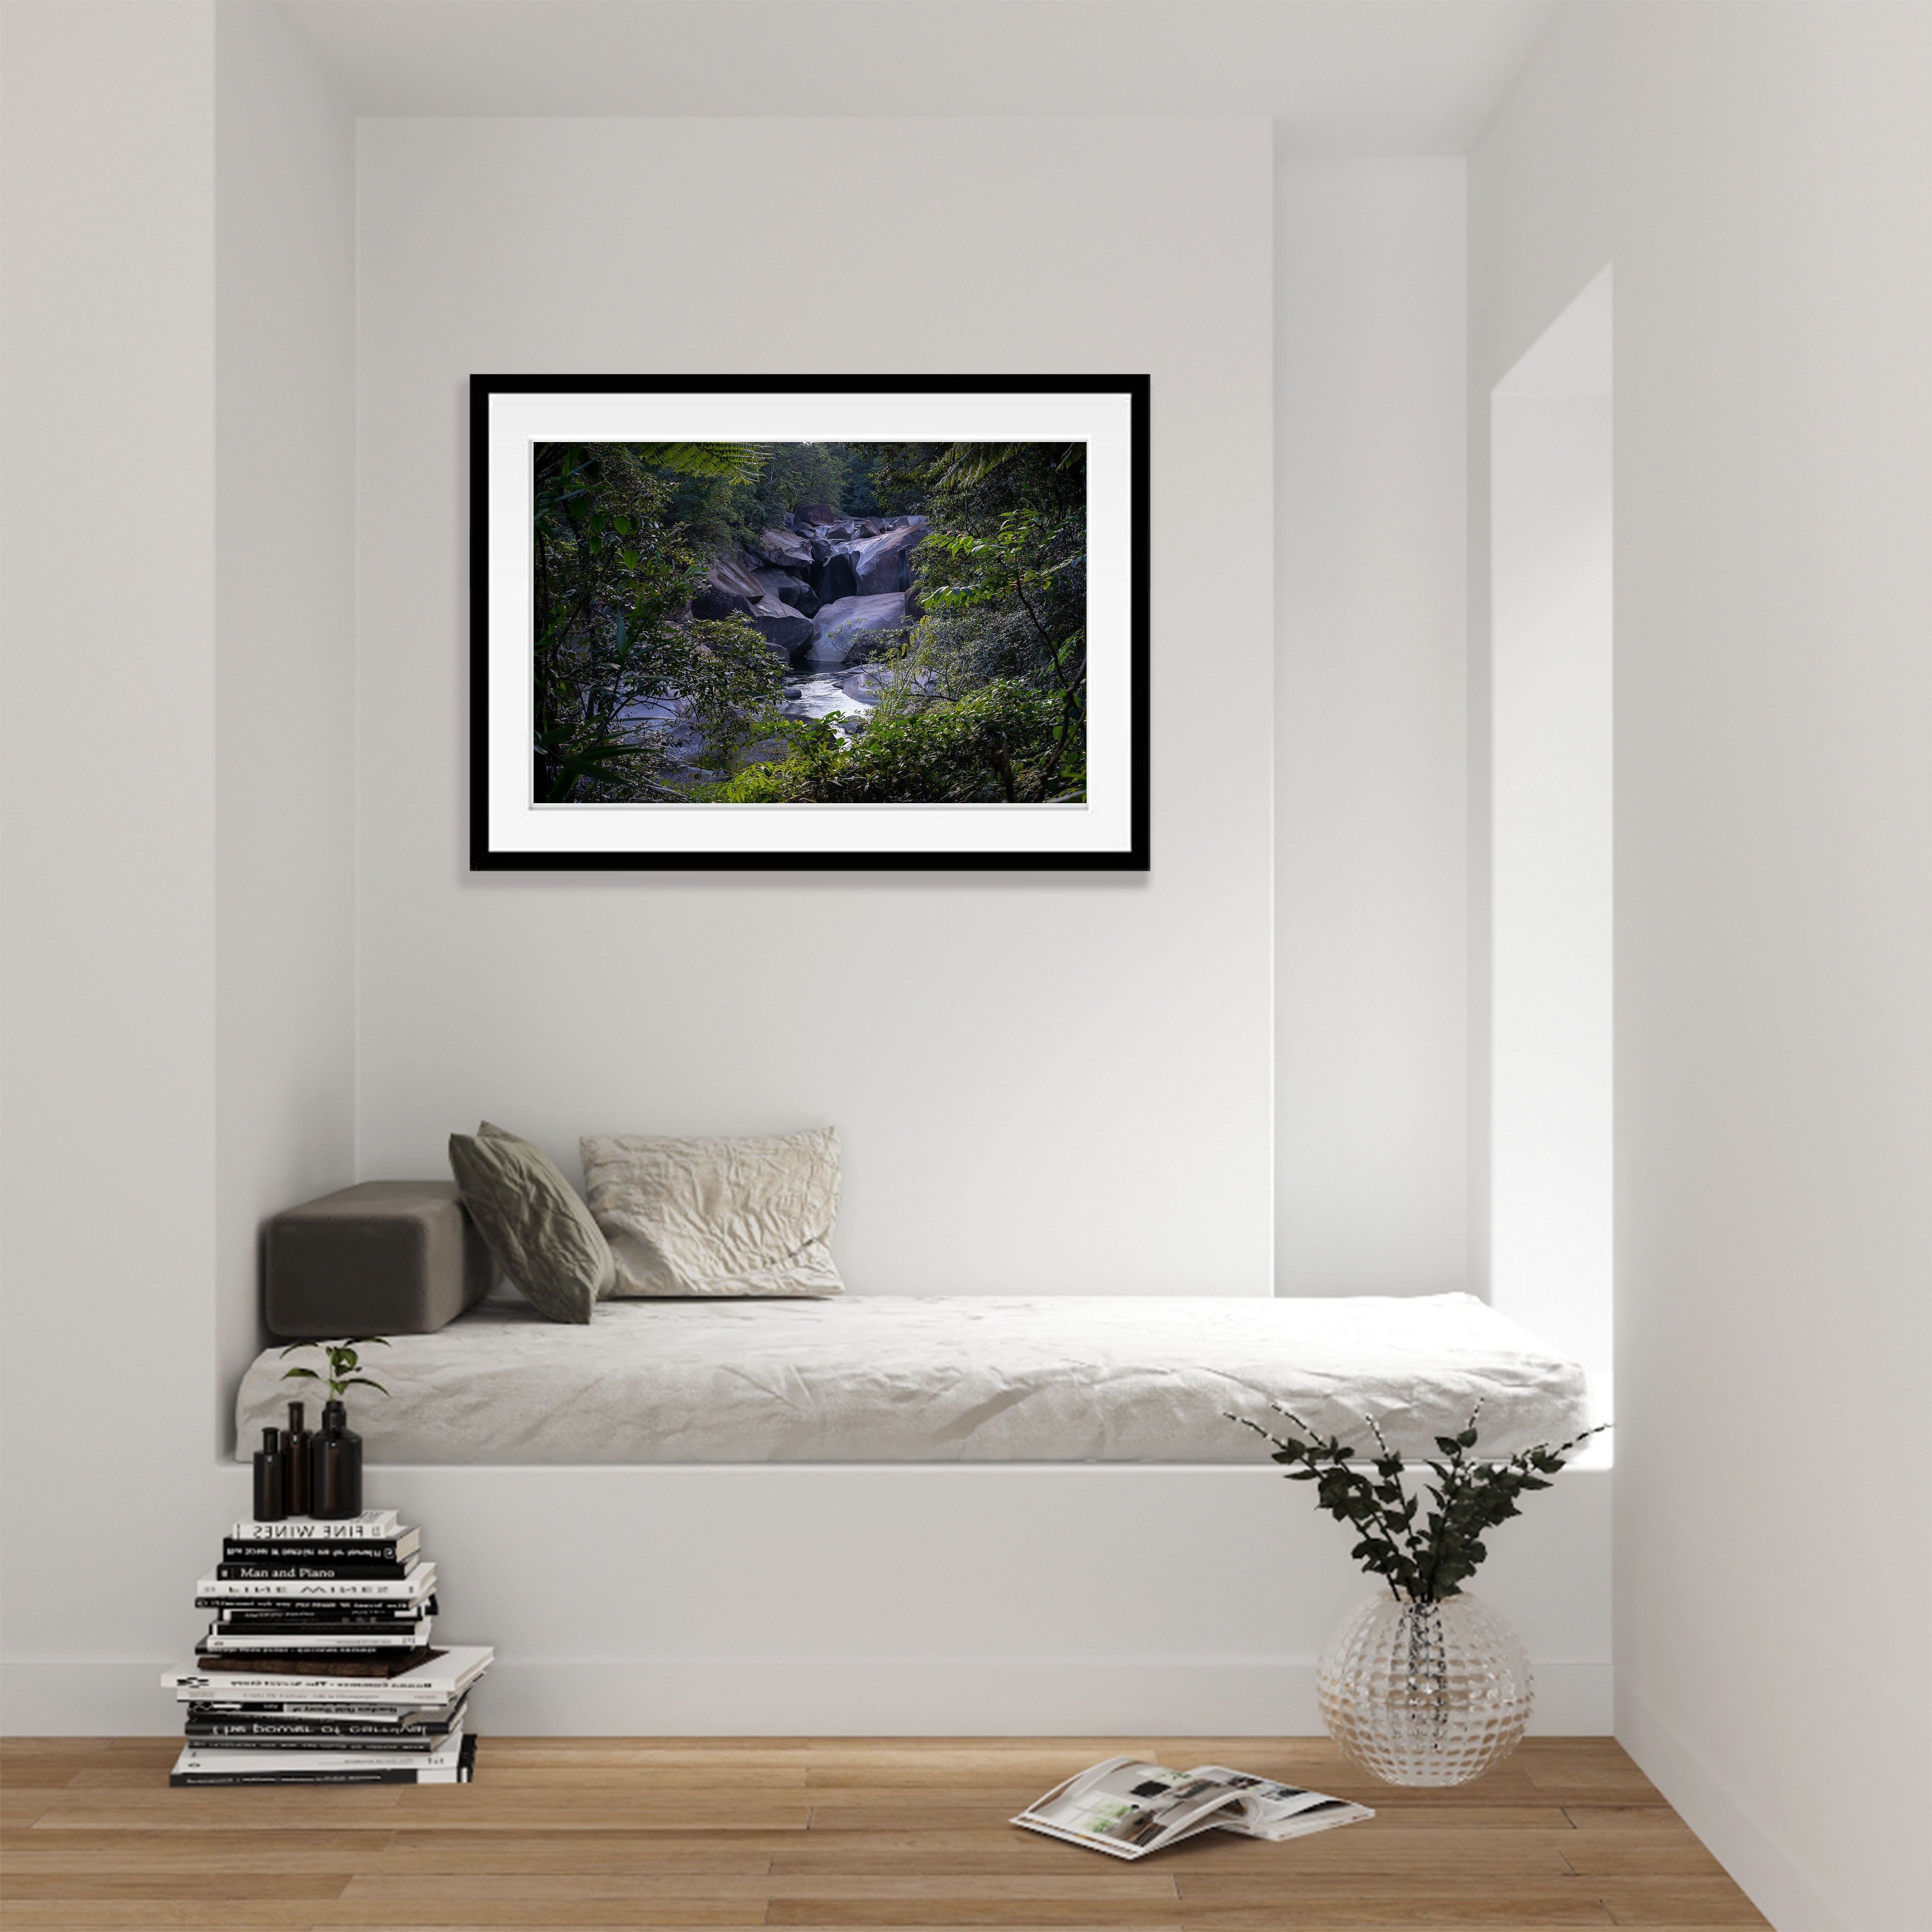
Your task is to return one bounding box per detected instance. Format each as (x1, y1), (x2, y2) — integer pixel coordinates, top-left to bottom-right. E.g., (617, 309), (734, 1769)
(309, 1399), (363, 1518)
(251, 1426), (285, 1519)
(284, 1401), (311, 1518)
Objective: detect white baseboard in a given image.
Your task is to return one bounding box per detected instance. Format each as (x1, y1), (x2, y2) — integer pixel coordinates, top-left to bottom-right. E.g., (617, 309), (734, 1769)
(1, 1662), (182, 1737)
(1617, 1682), (1844, 1932)
(4, 1655), (1610, 1739)
(465, 1657), (1612, 1738)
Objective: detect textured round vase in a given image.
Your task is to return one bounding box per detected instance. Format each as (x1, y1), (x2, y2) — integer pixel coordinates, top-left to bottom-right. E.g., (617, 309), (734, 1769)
(1317, 1591), (1534, 1786)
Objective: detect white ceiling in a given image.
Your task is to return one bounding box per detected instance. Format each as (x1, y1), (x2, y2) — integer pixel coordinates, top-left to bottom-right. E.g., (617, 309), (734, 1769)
(282, 0), (1558, 153)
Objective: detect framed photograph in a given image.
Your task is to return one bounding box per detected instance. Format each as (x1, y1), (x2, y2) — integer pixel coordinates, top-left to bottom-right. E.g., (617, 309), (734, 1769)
(470, 374), (1148, 871)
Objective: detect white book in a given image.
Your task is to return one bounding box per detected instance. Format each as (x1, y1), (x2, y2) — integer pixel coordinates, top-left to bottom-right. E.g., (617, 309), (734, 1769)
(227, 1511), (401, 1541)
(199, 1622), (432, 1651)
(165, 1645), (494, 1706)
(171, 1732), (472, 1784)
(179, 1731), (466, 1776)
(196, 1567), (435, 1601)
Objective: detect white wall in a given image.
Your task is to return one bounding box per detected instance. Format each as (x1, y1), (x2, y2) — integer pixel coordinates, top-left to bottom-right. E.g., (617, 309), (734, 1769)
(1472, 6), (1932, 1927)
(0, 0), (361, 1727)
(215, 0), (359, 1436)
(1489, 270), (1613, 1378)
(1275, 156), (1472, 1297)
(322, 118), (1604, 1743)
(0, 0), (226, 1716)
(365, 1460), (1608, 1738)
(353, 117), (1277, 1298)
(0, 15), (1610, 1740)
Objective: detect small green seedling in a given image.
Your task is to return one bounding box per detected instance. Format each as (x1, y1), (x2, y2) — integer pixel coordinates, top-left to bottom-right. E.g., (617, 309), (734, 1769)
(279, 1336), (391, 1403)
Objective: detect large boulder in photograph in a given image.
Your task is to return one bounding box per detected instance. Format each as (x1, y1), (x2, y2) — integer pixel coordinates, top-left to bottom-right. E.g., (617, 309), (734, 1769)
(843, 660), (937, 706)
(794, 502), (837, 530)
(749, 527), (815, 572)
(691, 552), (765, 621)
(815, 549), (861, 604)
(707, 553), (766, 600)
(614, 694), (709, 776)
(747, 594), (815, 659)
(808, 593), (907, 666)
(756, 569), (819, 616)
(854, 523), (924, 596)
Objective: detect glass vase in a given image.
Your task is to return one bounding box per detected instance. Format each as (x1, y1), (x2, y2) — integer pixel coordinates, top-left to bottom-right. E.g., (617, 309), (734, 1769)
(1317, 1590), (1533, 1786)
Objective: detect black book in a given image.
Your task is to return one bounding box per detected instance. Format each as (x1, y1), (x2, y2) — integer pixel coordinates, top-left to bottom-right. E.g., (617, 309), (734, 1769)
(186, 1647), (444, 1678)
(216, 1558), (418, 1581)
(214, 1618), (433, 1638)
(185, 1699), (467, 1744)
(213, 1598), (439, 1623)
(180, 1725), (449, 1750)
(224, 1532), (419, 1564)
(186, 1700), (449, 1724)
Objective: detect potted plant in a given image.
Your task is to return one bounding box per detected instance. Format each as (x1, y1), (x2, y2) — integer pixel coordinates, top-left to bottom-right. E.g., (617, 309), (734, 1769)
(1231, 1399), (1605, 1786)
(280, 1337), (390, 1518)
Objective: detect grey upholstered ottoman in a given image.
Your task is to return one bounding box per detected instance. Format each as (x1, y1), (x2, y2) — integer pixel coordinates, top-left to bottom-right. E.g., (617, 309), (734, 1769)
(265, 1180), (494, 1338)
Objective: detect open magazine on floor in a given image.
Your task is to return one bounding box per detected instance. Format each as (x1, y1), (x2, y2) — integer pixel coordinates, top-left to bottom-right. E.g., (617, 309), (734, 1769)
(1013, 1756), (1374, 1860)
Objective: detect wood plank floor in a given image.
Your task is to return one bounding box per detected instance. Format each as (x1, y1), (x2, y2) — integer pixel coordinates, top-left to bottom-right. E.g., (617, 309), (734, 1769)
(0, 1736), (1768, 1929)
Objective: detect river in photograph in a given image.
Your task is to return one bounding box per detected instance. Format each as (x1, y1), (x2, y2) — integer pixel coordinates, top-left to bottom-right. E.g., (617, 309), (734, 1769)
(780, 673), (873, 724)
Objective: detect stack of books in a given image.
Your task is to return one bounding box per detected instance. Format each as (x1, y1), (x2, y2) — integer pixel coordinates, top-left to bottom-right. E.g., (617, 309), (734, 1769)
(161, 1508), (493, 1786)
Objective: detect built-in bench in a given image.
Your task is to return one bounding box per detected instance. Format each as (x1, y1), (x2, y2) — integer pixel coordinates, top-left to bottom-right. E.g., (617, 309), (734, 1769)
(246, 1188), (1588, 1464)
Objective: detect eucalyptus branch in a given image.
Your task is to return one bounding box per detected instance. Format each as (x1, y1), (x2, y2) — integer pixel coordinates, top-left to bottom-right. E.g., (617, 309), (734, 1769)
(1276, 1403), (1421, 1582)
(1229, 1400), (1608, 1603)
(1228, 1413), (1298, 1457)
(1358, 1410), (1398, 1460)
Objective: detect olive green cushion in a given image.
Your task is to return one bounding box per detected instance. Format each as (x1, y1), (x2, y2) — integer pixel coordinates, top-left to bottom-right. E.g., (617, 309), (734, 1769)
(447, 1121), (615, 1325)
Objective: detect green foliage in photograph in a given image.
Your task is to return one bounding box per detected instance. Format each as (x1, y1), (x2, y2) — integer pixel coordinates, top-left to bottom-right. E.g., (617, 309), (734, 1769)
(532, 443), (784, 800)
(717, 678), (1071, 805)
(631, 440), (863, 549)
(629, 443), (765, 483)
(741, 443), (854, 527)
(1228, 1401), (1609, 1604)
(531, 437), (1088, 807)
(827, 439), (1090, 802)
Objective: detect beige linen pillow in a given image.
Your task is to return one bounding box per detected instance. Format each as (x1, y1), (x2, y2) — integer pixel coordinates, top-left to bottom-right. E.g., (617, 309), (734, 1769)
(580, 1127), (844, 1298)
(447, 1121), (615, 1324)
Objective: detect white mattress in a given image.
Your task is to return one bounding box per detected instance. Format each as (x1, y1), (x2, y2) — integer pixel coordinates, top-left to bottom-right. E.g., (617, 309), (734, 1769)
(236, 1293), (1590, 1466)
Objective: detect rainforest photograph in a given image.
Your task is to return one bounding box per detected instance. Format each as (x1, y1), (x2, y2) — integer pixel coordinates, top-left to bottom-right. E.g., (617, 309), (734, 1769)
(530, 439), (1087, 807)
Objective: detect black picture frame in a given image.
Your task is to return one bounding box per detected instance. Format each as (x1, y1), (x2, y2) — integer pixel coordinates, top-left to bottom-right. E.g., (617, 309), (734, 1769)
(470, 373), (1149, 871)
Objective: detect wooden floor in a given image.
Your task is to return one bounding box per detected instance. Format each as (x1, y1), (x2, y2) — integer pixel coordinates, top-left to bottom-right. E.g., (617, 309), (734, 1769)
(0, 1735), (1768, 1929)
